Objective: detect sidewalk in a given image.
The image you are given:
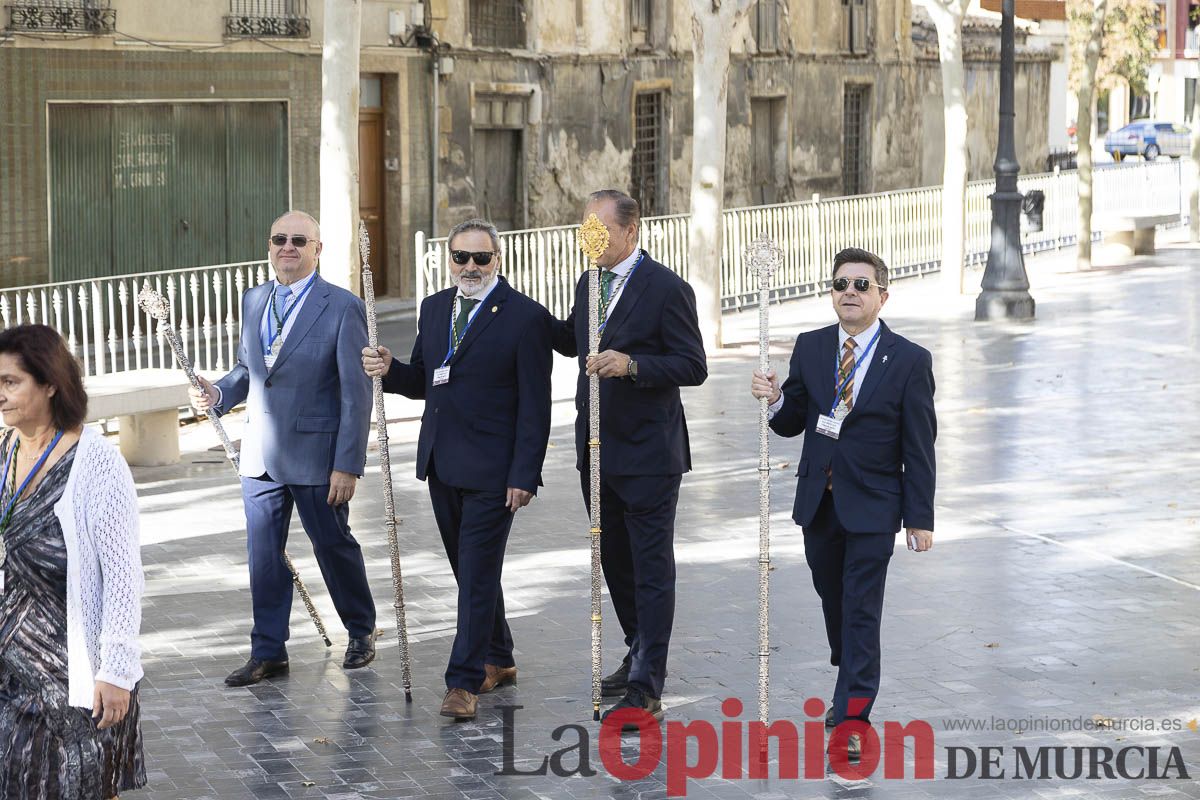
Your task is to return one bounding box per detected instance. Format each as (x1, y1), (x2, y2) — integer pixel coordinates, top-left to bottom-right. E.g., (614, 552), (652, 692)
(132, 231), (1200, 799)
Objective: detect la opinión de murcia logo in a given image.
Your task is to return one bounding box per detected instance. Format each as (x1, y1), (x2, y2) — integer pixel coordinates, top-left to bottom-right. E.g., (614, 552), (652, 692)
(494, 699), (1193, 797)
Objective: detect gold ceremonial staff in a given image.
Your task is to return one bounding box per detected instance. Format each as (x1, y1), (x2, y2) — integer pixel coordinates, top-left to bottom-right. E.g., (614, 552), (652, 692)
(746, 233), (782, 726)
(358, 221), (414, 702)
(137, 284), (333, 648)
(577, 213), (610, 721)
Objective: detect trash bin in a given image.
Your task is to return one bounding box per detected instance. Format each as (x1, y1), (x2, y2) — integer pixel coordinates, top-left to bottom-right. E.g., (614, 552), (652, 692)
(1022, 189), (1045, 233)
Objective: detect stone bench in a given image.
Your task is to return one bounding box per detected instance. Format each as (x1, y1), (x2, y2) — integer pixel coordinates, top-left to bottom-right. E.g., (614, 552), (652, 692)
(85, 369), (191, 467)
(1098, 213), (1180, 256)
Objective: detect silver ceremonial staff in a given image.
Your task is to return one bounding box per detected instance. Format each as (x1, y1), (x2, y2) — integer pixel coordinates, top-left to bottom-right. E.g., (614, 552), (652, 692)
(358, 221), (414, 702)
(137, 284), (333, 648)
(578, 213), (610, 721)
(747, 233), (782, 725)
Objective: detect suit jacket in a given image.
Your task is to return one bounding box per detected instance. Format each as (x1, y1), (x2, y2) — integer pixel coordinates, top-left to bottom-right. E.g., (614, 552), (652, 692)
(551, 253), (707, 476)
(213, 273), (371, 485)
(383, 277), (553, 494)
(769, 319), (936, 534)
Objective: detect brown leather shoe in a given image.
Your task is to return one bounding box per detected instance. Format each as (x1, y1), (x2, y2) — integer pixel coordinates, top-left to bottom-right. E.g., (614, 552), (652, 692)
(440, 688), (478, 720)
(479, 664), (518, 694)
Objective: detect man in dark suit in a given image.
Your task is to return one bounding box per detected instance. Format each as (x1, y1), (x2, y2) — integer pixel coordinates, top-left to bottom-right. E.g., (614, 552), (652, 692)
(551, 190), (707, 725)
(191, 210), (377, 687)
(363, 218), (552, 721)
(750, 247), (936, 760)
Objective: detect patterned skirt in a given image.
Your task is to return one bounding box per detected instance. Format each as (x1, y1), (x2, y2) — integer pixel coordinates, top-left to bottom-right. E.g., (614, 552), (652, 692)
(0, 672), (145, 800)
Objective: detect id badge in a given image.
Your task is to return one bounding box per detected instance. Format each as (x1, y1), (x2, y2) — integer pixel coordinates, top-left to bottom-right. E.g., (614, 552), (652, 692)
(815, 413), (842, 440)
(433, 365), (451, 386)
(263, 354), (276, 370)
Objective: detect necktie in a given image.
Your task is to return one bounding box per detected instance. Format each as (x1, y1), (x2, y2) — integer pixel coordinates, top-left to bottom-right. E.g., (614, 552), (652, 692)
(267, 283), (293, 353)
(599, 270), (618, 323)
(454, 297), (479, 344)
(837, 338), (857, 410)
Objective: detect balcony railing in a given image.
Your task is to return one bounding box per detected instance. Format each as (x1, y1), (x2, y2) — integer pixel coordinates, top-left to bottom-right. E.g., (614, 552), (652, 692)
(6, 1), (115, 34)
(224, 0), (309, 38)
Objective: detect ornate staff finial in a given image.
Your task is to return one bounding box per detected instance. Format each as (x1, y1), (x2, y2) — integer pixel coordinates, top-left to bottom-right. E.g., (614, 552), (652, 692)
(137, 282), (171, 322)
(747, 233), (783, 282)
(577, 213), (610, 263)
(358, 220), (371, 269)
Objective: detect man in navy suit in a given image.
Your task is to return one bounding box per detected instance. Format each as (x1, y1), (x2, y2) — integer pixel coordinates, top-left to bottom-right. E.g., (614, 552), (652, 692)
(751, 247), (936, 760)
(363, 218), (552, 721)
(552, 190), (707, 725)
(190, 210), (377, 687)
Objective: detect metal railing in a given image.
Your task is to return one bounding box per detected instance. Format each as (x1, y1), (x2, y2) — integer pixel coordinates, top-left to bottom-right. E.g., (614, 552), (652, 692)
(0, 160), (1182, 380)
(224, 0), (309, 38)
(5, 1), (115, 33)
(417, 159), (1185, 318)
(0, 261), (272, 378)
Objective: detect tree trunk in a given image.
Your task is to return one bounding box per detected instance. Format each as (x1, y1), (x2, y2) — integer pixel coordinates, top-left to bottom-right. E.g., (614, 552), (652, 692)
(320, 0), (362, 292)
(1075, 0), (1107, 270)
(923, 0), (970, 294)
(688, 0), (754, 352)
(1191, 89), (1200, 242)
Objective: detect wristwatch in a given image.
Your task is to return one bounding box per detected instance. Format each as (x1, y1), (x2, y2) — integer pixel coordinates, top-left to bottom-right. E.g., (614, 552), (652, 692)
(626, 356), (638, 380)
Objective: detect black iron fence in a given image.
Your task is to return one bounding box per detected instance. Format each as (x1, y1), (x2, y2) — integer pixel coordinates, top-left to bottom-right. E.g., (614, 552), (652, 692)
(6, 1), (115, 33)
(224, 0), (309, 38)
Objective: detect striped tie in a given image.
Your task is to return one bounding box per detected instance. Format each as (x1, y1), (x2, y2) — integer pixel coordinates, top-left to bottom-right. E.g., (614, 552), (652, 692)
(837, 338), (857, 410)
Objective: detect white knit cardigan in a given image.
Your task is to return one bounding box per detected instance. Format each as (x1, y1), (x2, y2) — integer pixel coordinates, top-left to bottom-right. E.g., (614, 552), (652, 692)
(2, 426), (145, 708)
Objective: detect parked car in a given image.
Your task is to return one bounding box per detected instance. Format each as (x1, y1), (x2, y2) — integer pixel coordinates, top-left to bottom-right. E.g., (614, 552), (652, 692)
(1104, 120), (1190, 161)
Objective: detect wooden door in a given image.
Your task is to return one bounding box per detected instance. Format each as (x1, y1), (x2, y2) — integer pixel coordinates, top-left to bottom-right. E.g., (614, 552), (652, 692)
(358, 107), (386, 296)
(473, 128), (521, 231)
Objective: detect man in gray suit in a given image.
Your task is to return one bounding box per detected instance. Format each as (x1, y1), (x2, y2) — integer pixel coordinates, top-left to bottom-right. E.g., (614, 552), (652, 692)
(191, 210), (377, 687)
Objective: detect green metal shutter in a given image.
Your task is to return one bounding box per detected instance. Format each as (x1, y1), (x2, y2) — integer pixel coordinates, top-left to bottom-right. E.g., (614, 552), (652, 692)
(225, 102), (289, 264)
(48, 102), (289, 281)
(49, 105), (114, 282)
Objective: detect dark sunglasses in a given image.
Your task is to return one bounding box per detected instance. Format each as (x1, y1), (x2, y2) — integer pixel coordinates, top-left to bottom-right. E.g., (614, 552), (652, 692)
(270, 234), (316, 248)
(450, 250), (497, 266)
(832, 276), (886, 293)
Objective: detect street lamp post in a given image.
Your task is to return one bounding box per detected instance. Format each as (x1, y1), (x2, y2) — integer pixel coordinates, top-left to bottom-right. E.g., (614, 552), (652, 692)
(975, 0), (1036, 321)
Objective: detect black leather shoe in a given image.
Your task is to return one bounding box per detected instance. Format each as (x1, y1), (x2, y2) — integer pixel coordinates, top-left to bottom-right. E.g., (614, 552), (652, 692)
(827, 732), (862, 762)
(601, 687), (664, 731)
(343, 634), (376, 669)
(601, 662), (630, 697)
(224, 657), (289, 687)
(826, 704), (835, 729)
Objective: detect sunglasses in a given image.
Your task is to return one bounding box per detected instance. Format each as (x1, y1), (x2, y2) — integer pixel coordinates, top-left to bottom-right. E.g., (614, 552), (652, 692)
(832, 276), (886, 293)
(270, 234), (316, 248)
(450, 250), (498, 266)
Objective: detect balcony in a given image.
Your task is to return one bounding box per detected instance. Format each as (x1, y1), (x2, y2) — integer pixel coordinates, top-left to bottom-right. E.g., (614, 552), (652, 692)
(6, 1), (116, 34)
(224, 0), (309, 39)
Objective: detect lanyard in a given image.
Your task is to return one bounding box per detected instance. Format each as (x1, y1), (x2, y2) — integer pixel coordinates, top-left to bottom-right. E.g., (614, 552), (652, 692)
(0, 429), (64, 536)
(598, 250), (644, 333)
(267, 276), (316, 351)
(828, 327), (882, 416)
(443, 295), (482, 366)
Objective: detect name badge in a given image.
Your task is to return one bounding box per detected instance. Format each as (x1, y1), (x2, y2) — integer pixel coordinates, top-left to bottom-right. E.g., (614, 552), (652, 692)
(433, 365), (451, 386)
(815, 413), (842, 440)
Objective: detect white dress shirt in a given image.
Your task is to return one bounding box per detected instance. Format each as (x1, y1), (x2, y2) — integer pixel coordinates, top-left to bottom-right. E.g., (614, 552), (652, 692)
(768, 318), (882, 416)
(601, 246), (643, 319)
(260, 269), (319, 357)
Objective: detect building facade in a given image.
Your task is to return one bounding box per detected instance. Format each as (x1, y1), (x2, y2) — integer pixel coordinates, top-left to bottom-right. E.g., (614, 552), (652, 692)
(1, 0), (1052, 295)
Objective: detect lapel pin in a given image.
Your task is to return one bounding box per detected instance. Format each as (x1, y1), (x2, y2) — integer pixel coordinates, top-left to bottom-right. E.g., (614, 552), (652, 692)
(492, 305), (498, 313)
(882, 355), (889, 364)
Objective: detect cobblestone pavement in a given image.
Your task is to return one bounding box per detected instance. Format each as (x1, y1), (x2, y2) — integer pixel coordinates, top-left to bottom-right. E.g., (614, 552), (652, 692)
(129, 234), (1200, 799)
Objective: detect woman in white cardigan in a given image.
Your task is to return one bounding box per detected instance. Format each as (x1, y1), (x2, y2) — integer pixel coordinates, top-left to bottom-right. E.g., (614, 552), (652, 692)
(0, 324), (145, 799)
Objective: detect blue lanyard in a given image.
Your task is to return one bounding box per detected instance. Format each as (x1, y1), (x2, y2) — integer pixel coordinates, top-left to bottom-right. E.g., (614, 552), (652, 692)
(828, 327), (882, 416)
(267, 275), (316, 350)
(443, 295), (482, 366)
(0, 429), (64, 534)
(598, 250), (645, 334)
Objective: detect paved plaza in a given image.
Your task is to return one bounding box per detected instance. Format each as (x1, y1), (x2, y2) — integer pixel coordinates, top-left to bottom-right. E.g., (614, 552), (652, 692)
(128, 233), (1200, 799)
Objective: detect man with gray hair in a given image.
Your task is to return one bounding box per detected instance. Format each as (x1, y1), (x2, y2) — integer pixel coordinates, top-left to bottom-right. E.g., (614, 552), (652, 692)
(363, 218), (553, 720)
